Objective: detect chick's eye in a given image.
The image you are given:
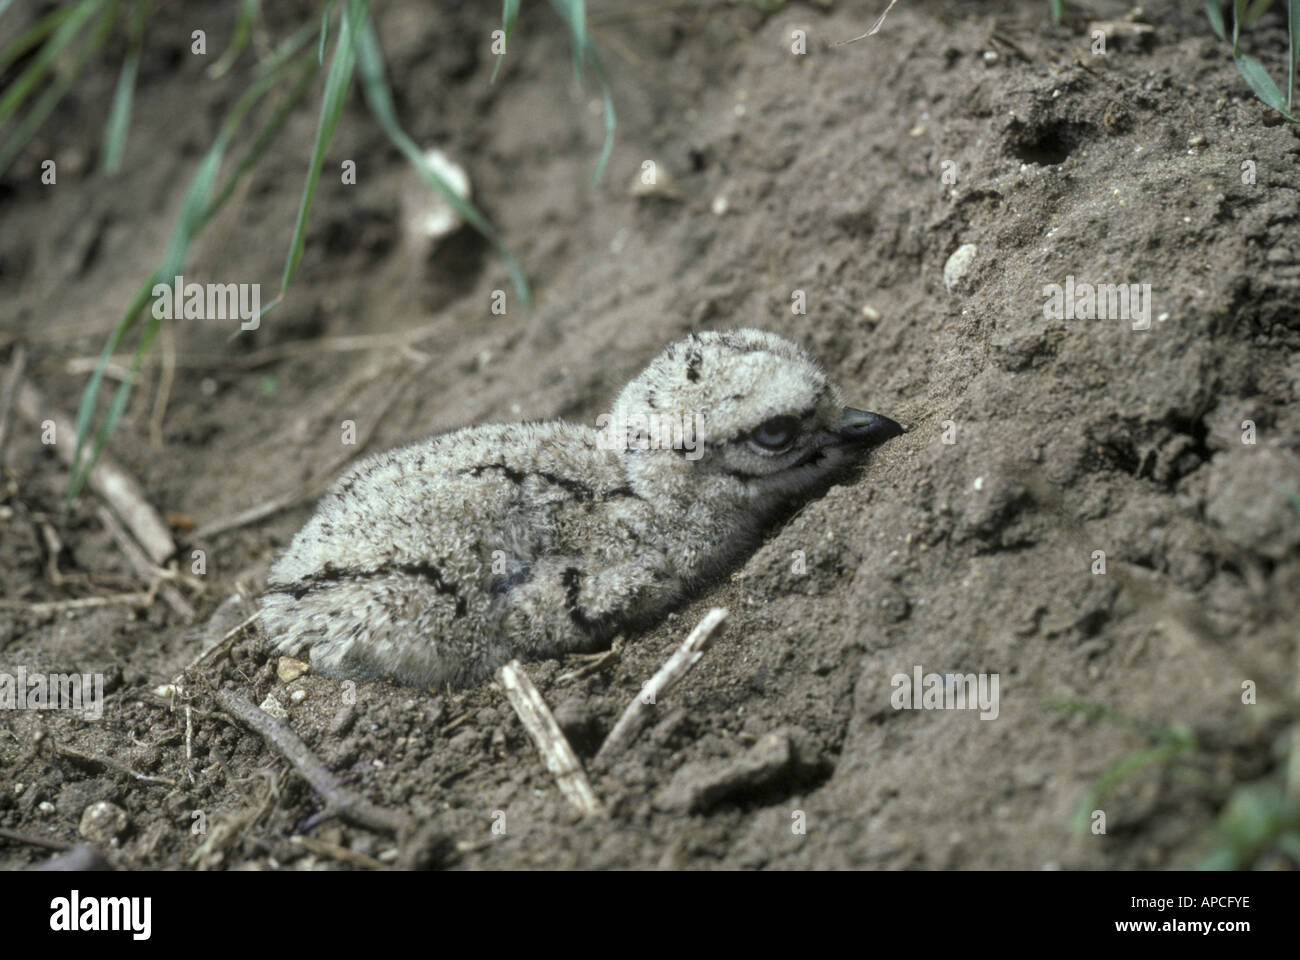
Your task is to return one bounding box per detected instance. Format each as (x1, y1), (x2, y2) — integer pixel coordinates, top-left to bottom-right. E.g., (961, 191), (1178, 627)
(750, 415), (799, 451)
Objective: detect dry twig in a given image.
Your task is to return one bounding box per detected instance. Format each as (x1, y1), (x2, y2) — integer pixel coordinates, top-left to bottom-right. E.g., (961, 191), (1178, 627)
(15, 382), (175, 565)
(52, 741), (176, 786)
(497, 660), (602, 816)
(594, 607), (728, 767)
(290, 834), (388, 870)
(0, 826), (72, 852)
(213, 687), (412, 836)
(0, 591), (154, 614)
(834, 0), (900, 45)
(97, 505), (195, 623)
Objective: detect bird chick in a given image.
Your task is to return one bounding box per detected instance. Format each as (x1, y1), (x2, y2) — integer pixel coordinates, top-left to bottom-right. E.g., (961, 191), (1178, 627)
(260, 329), (904, 688)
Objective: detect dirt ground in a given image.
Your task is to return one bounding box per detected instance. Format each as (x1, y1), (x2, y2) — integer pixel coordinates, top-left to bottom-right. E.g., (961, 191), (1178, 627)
(2, 0), (1299, 870)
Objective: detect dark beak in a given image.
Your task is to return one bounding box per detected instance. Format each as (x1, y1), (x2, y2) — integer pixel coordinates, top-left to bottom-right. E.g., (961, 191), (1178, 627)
(837, 407), (906, 446)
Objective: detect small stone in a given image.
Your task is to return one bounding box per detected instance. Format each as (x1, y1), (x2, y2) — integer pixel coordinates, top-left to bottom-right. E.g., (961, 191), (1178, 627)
(402, 148), (472, 245)
(258, 695), (289, 721)
(630, 164), (681, 201)
(711, 195), (729, 216)
(289, 689), (307, 704)
(277, 657), (310, 683)
(38, 801), (55, 815)
(860, 305), (881, 322)
(1087, 20), (1155, 51)
(943, 243), (978, 292)
(79, 801), (128, 844)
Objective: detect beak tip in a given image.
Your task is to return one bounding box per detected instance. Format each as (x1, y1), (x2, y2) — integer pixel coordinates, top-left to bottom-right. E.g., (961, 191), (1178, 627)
(839, 408), (906, 445)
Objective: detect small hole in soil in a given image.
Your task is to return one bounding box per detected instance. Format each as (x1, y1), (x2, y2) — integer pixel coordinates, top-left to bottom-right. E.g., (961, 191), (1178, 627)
(1011, 126), (1072, 166)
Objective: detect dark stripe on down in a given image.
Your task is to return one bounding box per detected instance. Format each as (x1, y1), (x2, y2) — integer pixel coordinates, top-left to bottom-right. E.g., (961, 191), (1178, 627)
(271, 561), (468, 617)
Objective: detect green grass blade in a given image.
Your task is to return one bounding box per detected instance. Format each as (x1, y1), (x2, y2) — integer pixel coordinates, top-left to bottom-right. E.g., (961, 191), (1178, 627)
(548, 0), (587, 83)
(0, 0), (101, 126)
(318, 0), (337, 64)
(355, 6), (532, 308)
(545, 0), (613, 184)
(1234, 51), (1298, 117)
(101, 0), (150, 175)
(1049, 0), (1066, 24)
(208, 0), (259, 79)
(1244, 0), (1275, 28)
(490, 0), (522, 84)
(1070, 743), (1191, 834)
(0, 2), (82, 76)
(200, 55), (318, 229)
(1288, 0), (1298, 110)
(587, 45), (615, 186)
(1206, 0), (1227, 40)
(69, 144), (225, 501)
(0, 0), (117, 177)
(68, 41), (315, 503)
(253, 19), (318, 79)
(274, 0), (360, 306)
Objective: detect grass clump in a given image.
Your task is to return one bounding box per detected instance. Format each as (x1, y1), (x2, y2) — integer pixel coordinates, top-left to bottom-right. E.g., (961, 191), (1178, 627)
(0, 0), (614, 506)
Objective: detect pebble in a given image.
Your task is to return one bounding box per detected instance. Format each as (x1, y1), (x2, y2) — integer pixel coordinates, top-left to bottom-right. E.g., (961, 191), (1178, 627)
(943, 243), (978, 292)
(79, 801), (128, 844)
(258, 695), (289, 721)
(277, 657), (310, 683)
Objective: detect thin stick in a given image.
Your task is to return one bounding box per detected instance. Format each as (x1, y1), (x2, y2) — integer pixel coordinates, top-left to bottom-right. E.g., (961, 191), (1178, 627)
(833, 0), (900, 45)
(0, 827), (72, 852)
(97, 505), (195, 623)
(0, 343), (27, 468)
(594, 607), (728, 767)
(15, 382), (176, 566)
(52, 741), (176, 786)
(0, 591), (153, 613)
(181, 608), (261, 675)
(213, 688), (411, 836)
(497, 660), (603, 816)
(290, 835), (388, 870)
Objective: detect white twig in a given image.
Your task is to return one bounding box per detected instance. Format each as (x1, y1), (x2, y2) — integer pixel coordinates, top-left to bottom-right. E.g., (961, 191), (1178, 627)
(97, 505), (195, 623)
(497, 660), (602, 816)
(594, 607), (728, 768)
(834, 0), (900, 45)
(180, 608), (261, 676)
(0, 592), (153, 613)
